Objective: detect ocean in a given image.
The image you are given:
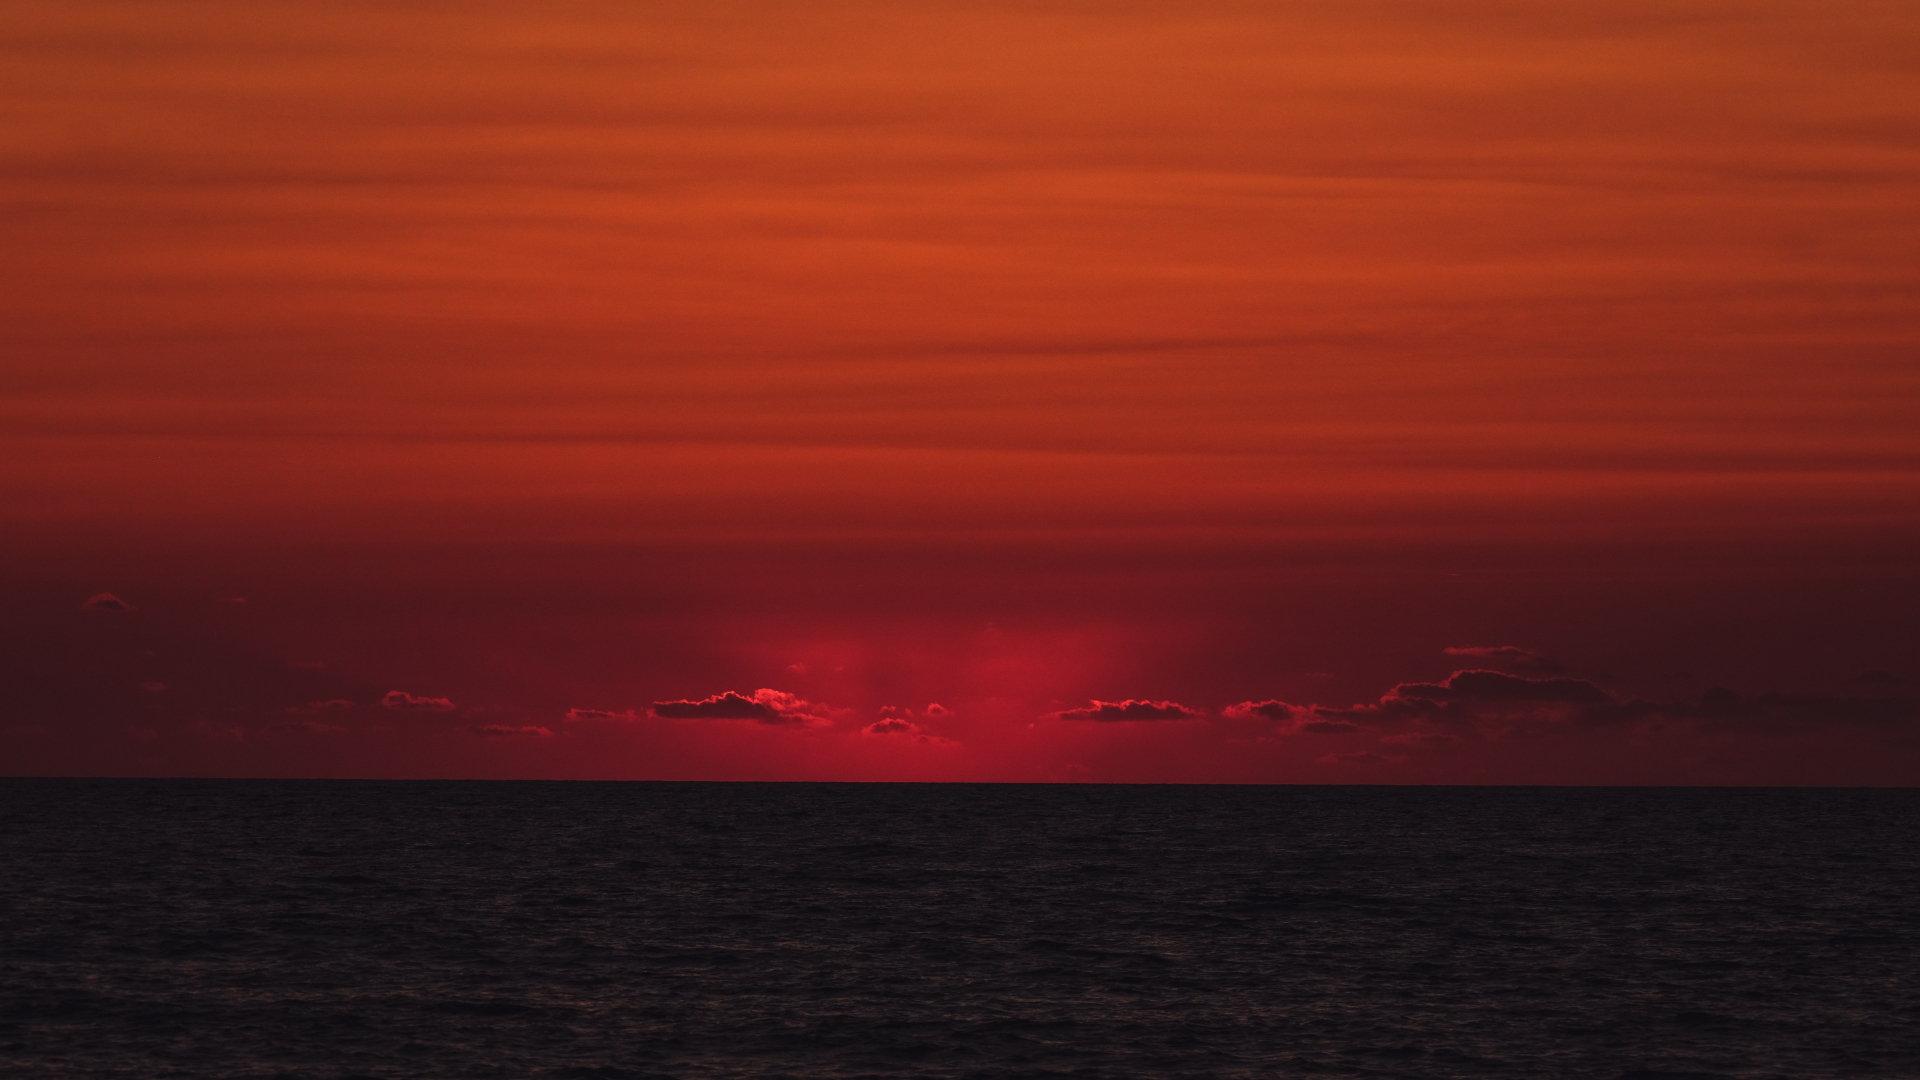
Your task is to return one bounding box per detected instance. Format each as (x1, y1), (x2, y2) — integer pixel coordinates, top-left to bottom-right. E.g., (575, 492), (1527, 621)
(1, 780), (1915, 1078)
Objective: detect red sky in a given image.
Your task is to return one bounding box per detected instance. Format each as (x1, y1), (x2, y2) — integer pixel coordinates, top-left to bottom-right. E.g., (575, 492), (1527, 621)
(4, 0), (1917, 782)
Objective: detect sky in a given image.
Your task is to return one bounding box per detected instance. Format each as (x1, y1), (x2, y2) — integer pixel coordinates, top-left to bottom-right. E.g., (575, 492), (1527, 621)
(3, 0), (1917, 783)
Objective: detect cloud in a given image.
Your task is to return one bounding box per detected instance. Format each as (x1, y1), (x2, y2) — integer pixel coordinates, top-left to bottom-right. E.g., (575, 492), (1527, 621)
(1389, 670), (1613, 706)
(564, 707), (637, 722)
(1224, 699), (1358, 733)
(648, 688), (835, 725)
(877, 703), (954, 723)
(1051, 699), (1203, 721)
(1442, 645), (1562, 674)
(469, 724), (553, 738)
(383, 690), (456, 712)
(81, 592), (135, 612)
(1852, 670), (1905, 685)
(1224, 699), (1306, 722)
(1251, 670), (1629, 738)
(863, 711), (958, 745)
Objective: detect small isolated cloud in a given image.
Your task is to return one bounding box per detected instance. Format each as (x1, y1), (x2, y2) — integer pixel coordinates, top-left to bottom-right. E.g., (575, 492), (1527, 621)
(866, 718), (917, 735)
(649, 688), (836, 725)
(139, 681), (167, 693)
(383, 690), (455, 712)
(469, 724), (553, 738)
(82, 592), (135, 612)
(1442, 645), (1562, 674)
(1051, 699), (1203, 722)
(564, 707), (638, 722)
(924, 703), (952, 717)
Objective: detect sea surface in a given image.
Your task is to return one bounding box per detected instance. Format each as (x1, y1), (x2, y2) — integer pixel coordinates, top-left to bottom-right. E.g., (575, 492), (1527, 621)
(1, 781), (1916, 1079)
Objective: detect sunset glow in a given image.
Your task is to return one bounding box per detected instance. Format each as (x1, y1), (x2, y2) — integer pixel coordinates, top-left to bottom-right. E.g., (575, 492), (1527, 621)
(4, 0), (1916, 782)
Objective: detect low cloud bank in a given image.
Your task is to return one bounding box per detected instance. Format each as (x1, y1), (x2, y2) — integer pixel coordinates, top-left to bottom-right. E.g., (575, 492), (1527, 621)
(1227, 670), (1916, 738)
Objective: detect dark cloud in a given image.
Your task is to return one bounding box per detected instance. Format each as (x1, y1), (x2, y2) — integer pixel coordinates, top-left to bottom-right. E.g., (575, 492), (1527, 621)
(648, 688), (833, 725)
(383, 690), (456, 712)
(1052, 699), (1202, 721)
(1223, 700), (1357, 733)
(866, 718), (916, 735)
(81, 592), (135, 612)
(1442, 645), (1562, 674)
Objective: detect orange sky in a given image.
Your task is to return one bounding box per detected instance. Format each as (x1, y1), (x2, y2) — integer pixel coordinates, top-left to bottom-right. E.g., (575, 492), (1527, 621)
(3, 0), (1917, 782)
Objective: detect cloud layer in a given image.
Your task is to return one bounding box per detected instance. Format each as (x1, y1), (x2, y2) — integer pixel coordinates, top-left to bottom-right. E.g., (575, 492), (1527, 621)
(1051, 699), (1203, 722)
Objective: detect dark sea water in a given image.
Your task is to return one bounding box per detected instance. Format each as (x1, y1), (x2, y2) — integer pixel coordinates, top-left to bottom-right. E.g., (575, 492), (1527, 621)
(1, 782), (1916, 1079)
